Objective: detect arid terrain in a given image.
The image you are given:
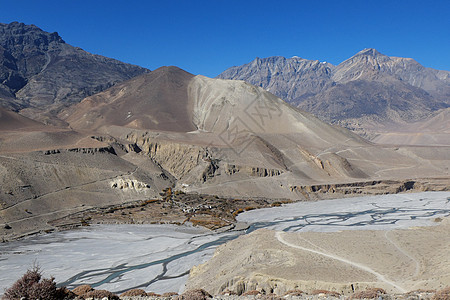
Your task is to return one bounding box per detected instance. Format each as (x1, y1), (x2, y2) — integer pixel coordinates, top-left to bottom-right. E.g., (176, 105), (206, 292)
(0, 22), (449, 300)
(187, 217), (450, 296)
(1, 65), (449, 243)
(1, 192), (449, 299)
(1, 66), (449, 242)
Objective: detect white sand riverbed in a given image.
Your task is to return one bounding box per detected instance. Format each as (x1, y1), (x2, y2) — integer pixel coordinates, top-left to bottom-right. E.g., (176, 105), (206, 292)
(1, 192), (449, 294)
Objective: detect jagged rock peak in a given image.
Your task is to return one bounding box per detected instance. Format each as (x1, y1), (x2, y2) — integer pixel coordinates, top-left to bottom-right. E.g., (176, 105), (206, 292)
(341, 48), (391, 65)
(0, 21), (149, 122)
(355, 48), (384, 57)
(251, 55), (316, 65)
(217, 48), (450, 137)
(217, 55), (334, 103)
(0, 21), (65, 46)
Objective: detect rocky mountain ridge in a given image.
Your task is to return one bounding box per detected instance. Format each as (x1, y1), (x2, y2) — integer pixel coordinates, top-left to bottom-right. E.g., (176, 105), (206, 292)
(0, 21), (149, 124)
(217, 49), (450, 139)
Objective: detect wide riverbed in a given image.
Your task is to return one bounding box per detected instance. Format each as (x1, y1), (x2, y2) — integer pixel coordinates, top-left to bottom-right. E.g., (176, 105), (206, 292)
(1, 192), (449, 294)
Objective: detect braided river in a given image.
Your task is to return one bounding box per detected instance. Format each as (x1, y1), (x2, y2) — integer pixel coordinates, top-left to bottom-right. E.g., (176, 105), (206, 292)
(1, 191), (449, 294)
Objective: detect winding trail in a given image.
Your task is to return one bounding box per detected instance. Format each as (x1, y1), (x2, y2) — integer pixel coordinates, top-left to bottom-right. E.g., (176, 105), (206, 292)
(275, 231), (407, 293)
(384, 231), (420, 278)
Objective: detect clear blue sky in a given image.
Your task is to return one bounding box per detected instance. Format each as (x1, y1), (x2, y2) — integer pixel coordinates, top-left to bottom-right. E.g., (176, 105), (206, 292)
(1, 0), (449, 77)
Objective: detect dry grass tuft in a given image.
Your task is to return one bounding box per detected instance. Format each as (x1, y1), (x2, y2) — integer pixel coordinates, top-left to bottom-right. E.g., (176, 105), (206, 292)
(433, 287), (450, 300)
(175, 289), (212, 300)
(56, 287), (77, 299)
(232, 208), (244, 217)
(72, 284), (94, 296)
(120, 288), (148, 297)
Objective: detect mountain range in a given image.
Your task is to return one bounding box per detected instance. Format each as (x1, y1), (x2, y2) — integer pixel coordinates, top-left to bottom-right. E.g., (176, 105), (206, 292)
(0, 23), (449, 241)
(218, 49), (450, 140)
(2, 65), (449, 241)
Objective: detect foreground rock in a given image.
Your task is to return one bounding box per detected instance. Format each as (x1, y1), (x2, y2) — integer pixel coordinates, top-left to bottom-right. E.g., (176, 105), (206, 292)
(117, 287), (448, 299)
(63, 286), (450, 300)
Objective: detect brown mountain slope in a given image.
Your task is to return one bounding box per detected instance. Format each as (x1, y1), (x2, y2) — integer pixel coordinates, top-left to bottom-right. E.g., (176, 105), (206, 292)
(0, 106), (173, 241)
(299, 79), (438, 123)
(0, 107), (44, 130)
(371, 107), (450, 146)
(65, 68), (448, 194)
(0, 107), (111, 154)
(64, 66), (196, 132)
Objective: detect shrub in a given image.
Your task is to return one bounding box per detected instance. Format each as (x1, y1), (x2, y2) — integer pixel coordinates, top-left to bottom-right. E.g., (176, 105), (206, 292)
(351, 288), (386, 299)
(2, 266), (75, 300)
(55, 287), (77, 299)
(83, 289), (119, 299)
(175, 289), (212, 300)
(120, 288), (148, 297)
(433, 287), (450, 300)
(72, 284), (94, 297)
(232, 208), (244, 217)
(143, 199), (158, 205)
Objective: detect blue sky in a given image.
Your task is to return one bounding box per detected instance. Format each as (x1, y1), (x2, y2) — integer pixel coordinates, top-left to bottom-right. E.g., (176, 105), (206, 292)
(1, 0), (449, 77)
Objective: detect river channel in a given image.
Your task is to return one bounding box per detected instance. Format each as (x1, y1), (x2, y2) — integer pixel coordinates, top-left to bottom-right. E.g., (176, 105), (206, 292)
(1, 191), (449, 294)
